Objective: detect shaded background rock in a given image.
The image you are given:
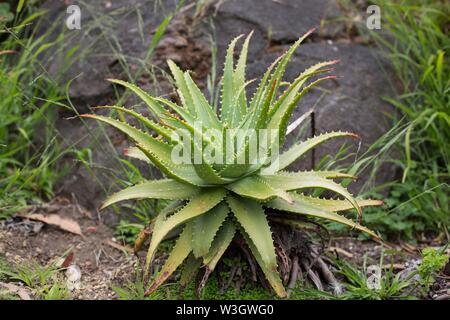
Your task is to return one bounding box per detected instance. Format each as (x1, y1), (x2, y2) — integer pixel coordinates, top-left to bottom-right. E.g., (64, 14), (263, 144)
(214, 0), (342, 42)
(244, 42), (398, 192)
(207, 0), (399, 192)
(36, 0), (185, 222)
(207, 0), (345, 65)
(38, 0), (179, 110)
(35, 0), (399, 220)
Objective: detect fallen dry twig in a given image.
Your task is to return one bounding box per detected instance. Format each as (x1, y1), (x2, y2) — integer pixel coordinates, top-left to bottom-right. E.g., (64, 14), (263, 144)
(104, 239), (134, 254)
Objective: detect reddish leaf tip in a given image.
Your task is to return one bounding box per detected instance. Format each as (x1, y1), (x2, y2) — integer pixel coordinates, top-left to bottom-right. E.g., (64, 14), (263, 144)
(306, 27), (316, 35)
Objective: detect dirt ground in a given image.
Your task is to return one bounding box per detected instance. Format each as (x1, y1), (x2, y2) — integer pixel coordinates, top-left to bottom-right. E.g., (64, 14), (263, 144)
(2, 197), (447, 300)
(0, 197), (138, 299)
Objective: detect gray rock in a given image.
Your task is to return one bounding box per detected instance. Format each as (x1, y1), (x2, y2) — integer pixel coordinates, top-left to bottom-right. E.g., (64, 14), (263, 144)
(207, 0), (400, 192)
(37, 1), (215, 216)
(36, 0), (180, 214)
(37, 0), (398, 214)
(211, 0), (341, 50)
(38, 0), (177, 109)
(207, 0), (344, 66)
(214, 0), (342, 43)
(245, 42), (399, 191)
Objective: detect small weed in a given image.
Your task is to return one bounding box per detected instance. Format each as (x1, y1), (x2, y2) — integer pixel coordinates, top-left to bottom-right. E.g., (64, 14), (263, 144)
(113, 270), (273, 301)
(417, 245), (449, 291)
(114, 220), (146, 245)
(0, 258), (70, 300)
(113, 264), (166, 300)
(332, 257), (413, 300)
(113, 277), (148, 300)
(2, 260), (59, 288)
(43, 280), (71, 300)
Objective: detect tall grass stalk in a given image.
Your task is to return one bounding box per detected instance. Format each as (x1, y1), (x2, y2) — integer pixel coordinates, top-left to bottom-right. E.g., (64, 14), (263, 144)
(0, 8), (68, 217)
(370, 0), (449, 236)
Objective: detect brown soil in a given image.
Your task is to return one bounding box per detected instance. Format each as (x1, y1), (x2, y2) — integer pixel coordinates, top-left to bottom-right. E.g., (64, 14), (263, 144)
(0, 198), (446, 300)
(0, 197), (137, 300)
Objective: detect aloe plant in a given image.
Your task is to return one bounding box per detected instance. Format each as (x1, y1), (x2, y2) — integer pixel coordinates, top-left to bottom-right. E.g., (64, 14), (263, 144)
(82, 30), (382, 298)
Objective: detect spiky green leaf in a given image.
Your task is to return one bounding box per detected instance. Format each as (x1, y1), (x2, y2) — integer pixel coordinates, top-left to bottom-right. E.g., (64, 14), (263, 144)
(226, 176), (292, 203)
(124, 146), (152, 163)
(265, 194), (378, 239)
(107, 79), (166, 118)
(94, 105), (173, 140)
(167, 60), (196, 116)
(266, 29), (315, 106)
(203, 219), (236, 271)
(191, 202), (229, 258)
(81, 114), (205, 185)
(146, 224), (193, 294)
(101, 179), (199, 209)
(260, 174), (362, 217)
(293, 194), (382, 212)
(227, 195), (278, 271)
(221, 35), (244, 127)
(230, 32), (253, 125)
(179, 255), (202, 289)
(184, 72), (221, 129)
(264, 131), (358, 173)
(240, 228), (287, 298)
(145, 188), (227, 273)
